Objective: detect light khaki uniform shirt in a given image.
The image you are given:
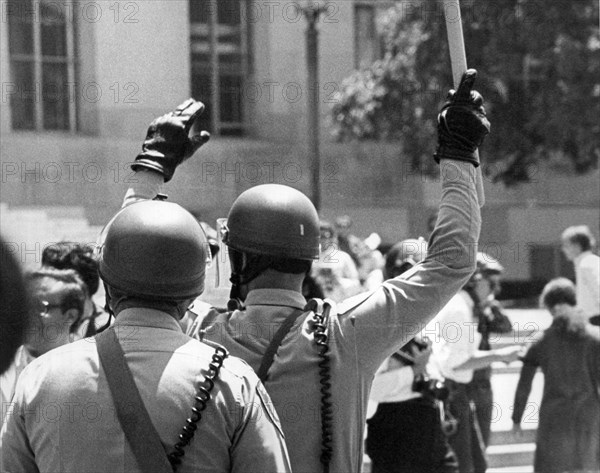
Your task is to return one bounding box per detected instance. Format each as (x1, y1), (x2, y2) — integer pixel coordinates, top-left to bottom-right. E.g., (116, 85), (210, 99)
(189, 162), (481, 473)
(1, 309), (291, 473)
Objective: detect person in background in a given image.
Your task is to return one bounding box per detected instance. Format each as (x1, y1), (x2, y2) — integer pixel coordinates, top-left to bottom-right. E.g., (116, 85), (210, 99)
(465, 253), (513, 447)
(334, 215), (363, 267)
(365, 237), (427, 291)
(561, 225), (600, 319)
(366, 239), (458, 473)
(429, 266), (523, 473)
(310, 220), (362, 302)
(0, 237), (28, 375)
(42, 242), (109, 336)
(512, 277), (600, 473)
(1, 268), (86, 425)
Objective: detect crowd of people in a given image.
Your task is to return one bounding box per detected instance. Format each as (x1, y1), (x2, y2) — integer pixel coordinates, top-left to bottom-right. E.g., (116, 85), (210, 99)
(1, 71), (599, 473)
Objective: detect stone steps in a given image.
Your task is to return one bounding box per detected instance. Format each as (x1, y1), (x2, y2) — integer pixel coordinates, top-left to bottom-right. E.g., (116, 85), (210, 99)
(487, 440), (536, 469)
(0, 204), (103, 270)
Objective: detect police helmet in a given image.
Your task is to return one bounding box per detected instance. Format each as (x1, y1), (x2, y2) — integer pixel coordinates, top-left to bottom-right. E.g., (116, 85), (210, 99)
(476, 252), (504, 275)
(224, 184), (320, 261)
(98, 201), (209, 300)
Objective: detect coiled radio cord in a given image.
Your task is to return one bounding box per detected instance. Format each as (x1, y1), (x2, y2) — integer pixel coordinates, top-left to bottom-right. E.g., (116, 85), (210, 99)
(168, 345), (228, 471)
(312, 302), (333, 473)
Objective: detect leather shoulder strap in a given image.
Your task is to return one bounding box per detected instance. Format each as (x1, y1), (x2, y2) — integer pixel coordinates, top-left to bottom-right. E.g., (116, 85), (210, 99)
(257, 309), (306, 383)
(96, 328), (173, 473)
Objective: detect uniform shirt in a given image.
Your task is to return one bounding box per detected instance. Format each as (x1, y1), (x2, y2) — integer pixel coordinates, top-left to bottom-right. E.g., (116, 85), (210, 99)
(0, 308), (291, 473)
(429, 290), (482, 384)
(574, 251), (600, 317)
(127, 161), (481, 473)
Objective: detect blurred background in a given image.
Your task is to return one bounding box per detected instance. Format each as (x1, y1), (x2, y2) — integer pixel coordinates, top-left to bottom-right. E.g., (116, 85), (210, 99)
(1, 0), (598, 291)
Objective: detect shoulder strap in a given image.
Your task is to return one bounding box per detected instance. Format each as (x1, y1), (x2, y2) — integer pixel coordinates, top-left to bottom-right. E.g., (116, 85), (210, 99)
(96, 328), (173, 473)
(257, 309), (305, 383)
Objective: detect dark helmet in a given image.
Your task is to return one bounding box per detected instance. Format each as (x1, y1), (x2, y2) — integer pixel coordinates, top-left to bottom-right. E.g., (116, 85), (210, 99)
(97, 201), (209, 300)
(476, 252), (504, 276)
(224, 184), (320, 260)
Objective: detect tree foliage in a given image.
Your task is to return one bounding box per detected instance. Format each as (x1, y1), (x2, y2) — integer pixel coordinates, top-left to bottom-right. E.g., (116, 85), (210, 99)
(331, 1), (600, 185)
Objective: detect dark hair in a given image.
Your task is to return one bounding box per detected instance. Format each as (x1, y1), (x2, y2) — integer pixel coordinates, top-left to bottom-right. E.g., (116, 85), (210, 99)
(561, 226), (595, 252)
(42, 242), (100, 295)
(384, 239), (427, 280)
(105, 285), (187, 319)
(0, 237), (29, 374)
(540, 278), (577, 309)
(24, 268), (87, 333)
(540, 278), (585, 338)
(319, 220), (337, 240)
(269, 257), (312, 275)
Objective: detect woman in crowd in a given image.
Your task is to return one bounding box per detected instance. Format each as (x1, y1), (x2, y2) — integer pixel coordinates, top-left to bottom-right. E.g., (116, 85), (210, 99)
(512, 277), (600, 473)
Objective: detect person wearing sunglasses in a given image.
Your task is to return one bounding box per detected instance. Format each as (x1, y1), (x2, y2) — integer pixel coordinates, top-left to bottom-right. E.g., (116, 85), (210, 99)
(41, 241), (110, 338)
(1, 268), (86, 426)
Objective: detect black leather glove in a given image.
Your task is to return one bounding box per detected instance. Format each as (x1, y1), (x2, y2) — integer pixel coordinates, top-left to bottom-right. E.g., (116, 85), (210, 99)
(132, 99), (210, 182)
(434, 69), (490, 167)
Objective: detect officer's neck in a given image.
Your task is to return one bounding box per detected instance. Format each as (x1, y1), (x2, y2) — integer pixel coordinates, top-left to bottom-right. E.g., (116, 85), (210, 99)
(247, 269), (304, 293)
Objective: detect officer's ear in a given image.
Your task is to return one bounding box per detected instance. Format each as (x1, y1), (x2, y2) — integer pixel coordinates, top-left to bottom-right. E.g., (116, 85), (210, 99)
(63, 308), (82, 333)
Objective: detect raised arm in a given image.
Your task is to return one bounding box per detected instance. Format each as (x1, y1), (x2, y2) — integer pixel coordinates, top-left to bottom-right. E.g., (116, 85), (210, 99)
(338, 70), (488, 372)
(122, 99), (210, 207)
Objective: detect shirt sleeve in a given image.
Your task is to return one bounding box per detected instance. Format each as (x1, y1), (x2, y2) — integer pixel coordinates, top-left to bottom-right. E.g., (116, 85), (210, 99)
(230, 381), (292, 473)
(512, 362), (537, 425)
(511, 340), (541, 424)
(122, 169), (164, 207)
(0, 381), (40, 473)
(335, 160), (481, 374)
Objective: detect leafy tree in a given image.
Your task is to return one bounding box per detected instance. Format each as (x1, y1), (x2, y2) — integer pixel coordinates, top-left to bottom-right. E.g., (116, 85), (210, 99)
(331, 1), (600, 185)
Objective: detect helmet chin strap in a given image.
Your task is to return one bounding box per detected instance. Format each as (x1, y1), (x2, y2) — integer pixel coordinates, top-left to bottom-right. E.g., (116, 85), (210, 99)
(228, 251), (274, 306)
(99, 281), (115, 332)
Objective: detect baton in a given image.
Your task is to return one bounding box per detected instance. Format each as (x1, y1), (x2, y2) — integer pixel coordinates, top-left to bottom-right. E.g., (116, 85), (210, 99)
(443, 0), (486, 207)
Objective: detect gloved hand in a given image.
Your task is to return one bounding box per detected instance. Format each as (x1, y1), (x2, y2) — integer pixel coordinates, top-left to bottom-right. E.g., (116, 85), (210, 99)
(132, 99), (210, 182)
(434, 69), (490, 167)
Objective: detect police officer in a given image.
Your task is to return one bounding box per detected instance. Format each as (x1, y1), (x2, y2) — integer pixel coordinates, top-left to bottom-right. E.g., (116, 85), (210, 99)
(0, 201), (291, 473)
(466, 253), (513, 447)
(123, 70), (486, 473)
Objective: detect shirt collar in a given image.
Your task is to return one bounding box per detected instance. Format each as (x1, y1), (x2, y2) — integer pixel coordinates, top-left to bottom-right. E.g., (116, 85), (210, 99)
(113, 307), (183, 332)
(244, 288), (307, 310)
(574, 250), (593, 265)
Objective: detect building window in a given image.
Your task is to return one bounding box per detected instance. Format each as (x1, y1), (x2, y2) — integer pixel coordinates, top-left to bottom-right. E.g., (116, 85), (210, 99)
(190, 1), (250, 136)
(354, 1), (386, 70)
(7, 0), (78, 132)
